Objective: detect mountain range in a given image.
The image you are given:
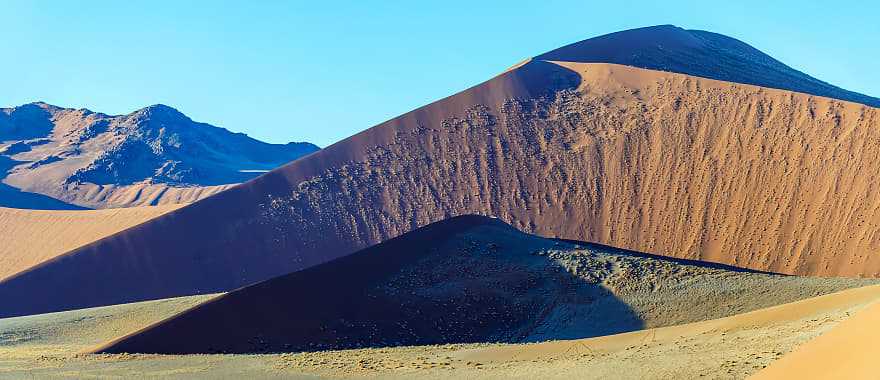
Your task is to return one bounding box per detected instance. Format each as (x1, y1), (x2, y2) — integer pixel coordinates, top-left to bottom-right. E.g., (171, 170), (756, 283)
(0, 102), (319, 209)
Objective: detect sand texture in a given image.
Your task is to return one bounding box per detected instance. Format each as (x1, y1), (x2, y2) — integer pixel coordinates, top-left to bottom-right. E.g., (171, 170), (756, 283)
(4, 27), (880, 318)
(2, 283), (877, 379)
(95, 216), (876, 355)
(0, 294), (216, 356)
(0, 204), (183, 281)
(751, 293), (880, 379)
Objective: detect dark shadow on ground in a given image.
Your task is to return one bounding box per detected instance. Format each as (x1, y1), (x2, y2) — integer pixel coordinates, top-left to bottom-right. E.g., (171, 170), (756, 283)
(94, 215), (644, 354)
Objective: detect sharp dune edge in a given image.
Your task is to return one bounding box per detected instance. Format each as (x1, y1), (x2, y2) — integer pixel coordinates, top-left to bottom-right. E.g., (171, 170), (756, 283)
(1, 218), (878, 378)
(751, 295), (880, 379)
(91, 216), (875, 355)
(4, 58), (880, 317)
(0, 204), (183, 281)
(4, 25), (880, 379)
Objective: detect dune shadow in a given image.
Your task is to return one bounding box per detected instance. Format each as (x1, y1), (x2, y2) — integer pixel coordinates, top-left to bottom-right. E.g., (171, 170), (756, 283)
(0, 182), (88, 210)
(95, 216), (644, 354)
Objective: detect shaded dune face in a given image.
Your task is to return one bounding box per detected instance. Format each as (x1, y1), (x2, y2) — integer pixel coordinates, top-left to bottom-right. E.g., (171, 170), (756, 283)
(94, 216), (642, 354)
(92, 216), (876, 355)
(0, 61), (582, 318)
(2, 27), (880, 318)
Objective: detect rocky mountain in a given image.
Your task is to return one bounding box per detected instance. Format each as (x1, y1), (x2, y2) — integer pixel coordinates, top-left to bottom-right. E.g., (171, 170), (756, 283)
(2, 25), (879, 317)
(0, 102), (319, 209)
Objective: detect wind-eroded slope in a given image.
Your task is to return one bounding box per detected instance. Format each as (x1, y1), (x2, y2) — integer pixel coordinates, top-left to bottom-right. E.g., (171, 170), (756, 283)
(0, 204), (183, 281)
(3, 61), (880, 317)
(3, 30), (880, 317)
(0, 59), (583, 317)
(95, 216), (875, 355)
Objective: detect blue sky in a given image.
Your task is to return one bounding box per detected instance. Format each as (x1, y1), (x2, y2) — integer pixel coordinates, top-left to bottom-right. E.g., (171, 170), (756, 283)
(2, 1), (877, 146)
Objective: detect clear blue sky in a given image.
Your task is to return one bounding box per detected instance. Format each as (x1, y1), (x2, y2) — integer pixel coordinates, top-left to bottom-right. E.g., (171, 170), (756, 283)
(2, 1), (877, 147)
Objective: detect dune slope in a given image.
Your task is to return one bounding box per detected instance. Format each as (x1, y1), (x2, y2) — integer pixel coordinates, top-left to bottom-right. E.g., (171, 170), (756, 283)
(3, 27), (880, 317)
(0, 205), (183, 281)
(94, 216), (875, 354)
(537, 25), (880, 107)
(751, 296), (880, 379)
(0, 294), (216, 358)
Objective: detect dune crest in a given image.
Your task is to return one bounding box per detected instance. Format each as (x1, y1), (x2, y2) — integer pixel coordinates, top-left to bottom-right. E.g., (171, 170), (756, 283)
(3, 27), (880, 318)
(93, 216), (875, 355)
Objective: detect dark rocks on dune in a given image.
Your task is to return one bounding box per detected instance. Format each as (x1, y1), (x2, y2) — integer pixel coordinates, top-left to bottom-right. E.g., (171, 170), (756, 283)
(95, 216), (644, 354)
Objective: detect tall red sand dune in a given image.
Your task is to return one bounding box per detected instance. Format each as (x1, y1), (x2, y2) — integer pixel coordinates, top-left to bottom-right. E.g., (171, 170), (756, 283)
(92, 215), (874, 354)
(2, 25), (880, 318)
(0, 204), (182, 281)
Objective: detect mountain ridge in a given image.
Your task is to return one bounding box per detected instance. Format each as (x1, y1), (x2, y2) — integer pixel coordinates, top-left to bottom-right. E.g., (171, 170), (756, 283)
(0, 102), (319, 208)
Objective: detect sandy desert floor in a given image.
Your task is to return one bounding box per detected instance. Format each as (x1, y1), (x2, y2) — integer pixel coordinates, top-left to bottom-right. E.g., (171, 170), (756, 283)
(1, 276), (878, 379)
(2, 217), (877, 379)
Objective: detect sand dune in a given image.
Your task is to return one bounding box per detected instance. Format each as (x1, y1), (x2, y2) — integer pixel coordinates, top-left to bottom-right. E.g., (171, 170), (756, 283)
(751, 295), (880, 379)
(0, 204), (183, 281)
(48, 182), (236, 209)
(274, 282), (880, 379)
(458, 283), (880, 363)
(536, 25), (879, 107)
(3, 26), (880, 318)
(0, 294), (216, 357)
(94, 216), (875, 355)
(1, 273), (876, 379)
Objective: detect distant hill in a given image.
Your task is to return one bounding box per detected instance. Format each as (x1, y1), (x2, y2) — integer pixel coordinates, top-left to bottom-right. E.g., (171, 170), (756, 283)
(0, 102), (319, 209)
(2, 25), (880, 318)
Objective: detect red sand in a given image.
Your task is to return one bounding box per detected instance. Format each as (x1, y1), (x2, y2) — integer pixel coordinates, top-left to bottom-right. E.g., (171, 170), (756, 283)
(3, 28), (880, 318)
